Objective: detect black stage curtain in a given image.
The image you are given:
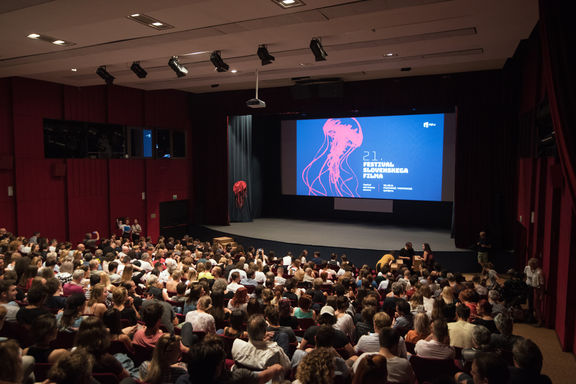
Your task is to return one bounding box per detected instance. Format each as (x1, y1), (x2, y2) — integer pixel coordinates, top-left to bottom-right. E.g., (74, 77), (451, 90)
(228, 115), (254, 222)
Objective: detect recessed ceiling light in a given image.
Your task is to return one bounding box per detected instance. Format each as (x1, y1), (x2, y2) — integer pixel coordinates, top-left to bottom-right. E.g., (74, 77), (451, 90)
(127, 13), (173, 30)
(26, 33), (75, 46)
(231, 69), (238, 73)
(271, 0), (305, 9)
(385, 52), (396, 57)
(71, 68), (77, 72)
(183, 51), (208, 56)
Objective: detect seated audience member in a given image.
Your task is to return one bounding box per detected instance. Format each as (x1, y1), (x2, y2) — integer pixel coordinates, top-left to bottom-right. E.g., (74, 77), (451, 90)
(382, 282), (404, 318)
(140, 334), (187, 384)
(102, 308), (134, 354)
(23, 313), (69, 363)
(448, 304), (475, 348)
(352, 328), (416, 384)
(291, 325), (350, 380)
(355, 311), (408, 357)
(0, 280), (20, 322)
(231, 314), (291, 371)
(16, 283), (50, 326)
(0, 338), (34, 384)
(455, 352), (509, 384)
(222, 309), (248, 339)
(352, 354), (388, 384)
(508, 338), (552, 384)
(47, 348), (93, 384)
(183, 284), (203, 315)
(134, 301), (165, 348)
(462, 325), (493, 366)
(185, 295), (216, 334)
(296, 348), (335, 384)
(83, 283), (108, 318)
(355, 304), (377, 340)
(141, 290), (177, 335)
(299, 306), (355, 358)
(45, 277), (66, 311)
(75, 316), (130, 379)
(278, 298), (299, 329)
(62, 269), (85, 296)
(227, 272), (243, 293)
(490, 313), (524, 352)
(177, 337), (284, 384)
(414, 319), (455, 359)
(334, 296), (356, 342)
(472, 299), (498, 333)
(405, 312), (431, 344)
(111, 286), (140, 326)
(56, 293), (87, 332)
(264, 305), (297, 356)
(393, 299), (413, 338)
(228, 286), (249, 312)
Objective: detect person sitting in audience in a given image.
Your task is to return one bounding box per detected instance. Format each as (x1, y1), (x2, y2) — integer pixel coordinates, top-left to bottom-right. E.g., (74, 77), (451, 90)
(23, 313), (69, 363)
(227, 272), (243, 293)
(75, 316), (130, 379)
(393, 299), (413, 338)
(102, 308), (134, 354)
(293, 294), (316, 321)
(278, 298), (299, 329)
(0, 279), (19, 322)
(141, 289), (177, 335)
(461, 325), (493, 368)
(231, 314), (291, 371)
(16, 283), (50, 326)
(83, 283), (108, 318)
(56, 293), (87, 332)
(405, 312), (431, 344)
(140, 334), (187, 384)
(352, 327), (416, 384)
(296, 348), (335, 384)
(62, 269), (85, 296)
(46, 348), (94, 384)
(334, 295), (356, 342)
(472, 299), (498, 333)
(177, 337), (284, 384)
(264, 304), (297, 356)
(274, 266), (287, 286)
(300, 306), (356, 358)
(207, 290), (231, 330)
(134, 301), (165, 348)
(228, 286), (249, 312)
(183, 283), (204, 314)
(455, 352), (509, 384)
(111, 285), (140, 326)
(222, 309), (248, 339)
(414, 319), (455, 359)
(448, 304), (475, 348)
(185, 295), (216, 334)
(45, 277), (66, 311)
(355, 302), (377, 340)
(383, 282), (404, 318)
(0, 339), (33, 384)
(490, 313), (523, 353)
(352, 354), (388, 384)
(508, 338), (552, 384)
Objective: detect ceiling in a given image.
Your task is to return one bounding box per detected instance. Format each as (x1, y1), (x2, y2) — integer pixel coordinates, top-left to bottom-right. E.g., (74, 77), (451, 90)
(0, 0), (538, 94)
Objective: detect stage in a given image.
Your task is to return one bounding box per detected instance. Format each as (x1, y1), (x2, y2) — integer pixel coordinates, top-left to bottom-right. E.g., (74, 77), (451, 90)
(196, 218), (516, 273)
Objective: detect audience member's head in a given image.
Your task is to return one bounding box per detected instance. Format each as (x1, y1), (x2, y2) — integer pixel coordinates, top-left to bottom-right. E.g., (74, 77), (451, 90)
(472, 352), (510, 384)
(75, 316), (110, 357)
(47, 348), (93, 384)
(296, 348), (335, 384)
(352, 354), (388, 384)
(494, 313), (514, 336)
(0, 339), (23, 383)
(456, 304), (471, 321)
(247, 314), (267, 342)
(379, 327), (400, 354)
(512, 338), (543, 373)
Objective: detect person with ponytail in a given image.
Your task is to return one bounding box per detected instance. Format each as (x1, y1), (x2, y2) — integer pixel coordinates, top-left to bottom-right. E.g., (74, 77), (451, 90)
(140, 334), (187, 384)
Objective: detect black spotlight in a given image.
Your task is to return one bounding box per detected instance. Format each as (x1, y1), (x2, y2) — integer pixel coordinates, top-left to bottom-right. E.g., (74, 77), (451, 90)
(168, 56), (188, 77)
(257, 45), (275, 65)
(96, 66), (115, 85)
(210, 51), (229, 72)
(130, 61), (147, 78)
(309, 38), (327, 61)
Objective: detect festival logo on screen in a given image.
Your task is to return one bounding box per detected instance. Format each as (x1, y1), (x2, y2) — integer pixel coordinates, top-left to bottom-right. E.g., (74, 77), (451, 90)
(301, 118), (363, 197)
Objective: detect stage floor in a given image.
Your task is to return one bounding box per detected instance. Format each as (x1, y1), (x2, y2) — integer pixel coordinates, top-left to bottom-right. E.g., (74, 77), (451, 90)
(206, 218), (463, 252)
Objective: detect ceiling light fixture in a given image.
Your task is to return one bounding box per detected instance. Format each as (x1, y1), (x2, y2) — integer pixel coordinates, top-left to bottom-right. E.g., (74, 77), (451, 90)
(71, 68), (77, 72)
(127, 13), (174, 30)
(257, 45), (275, 65)
(231, 69), (238, 73)
(52, 40), (65, 45)
(210, 51), (229, 72)
(385, 52), (396, 57)
(183, 51), (208, 56)
(96, 66), (115, 85)
(168, 56), (188, 77)
(271, 0), (305, 9)
(309, 38), (327, 61)
(26, 33), (75, 46)
(27, 33), (40, 39)
(130, 61), (148, 78)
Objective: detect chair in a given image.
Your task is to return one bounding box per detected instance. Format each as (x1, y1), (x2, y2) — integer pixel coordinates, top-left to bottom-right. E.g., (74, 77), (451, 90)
(131, 343), (154, 366)
(92, 373), (120, 384)
(297, 318), (316, 330)
(34, 363), (53, 382)
(218, 334), (238, 359)
(409, 355), (459, 384)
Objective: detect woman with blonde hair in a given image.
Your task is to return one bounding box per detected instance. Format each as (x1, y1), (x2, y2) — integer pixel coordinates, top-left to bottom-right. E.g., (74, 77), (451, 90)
(184, 295), (216, 334)
(111, 286), (139, 326)
(84, 283), (107, 318)
(139, 334), (187, 384)
(120, 264), (134, 284)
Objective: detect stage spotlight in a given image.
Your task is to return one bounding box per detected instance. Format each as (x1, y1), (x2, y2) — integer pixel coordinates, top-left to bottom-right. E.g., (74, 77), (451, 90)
(257, 45), (275, 65)
(96, 66), (115, 85)
(130, 61), (147, 78)
(309, 38), (327, 61)
(210, 51), (229, 72)
(168, 56), (188, 77)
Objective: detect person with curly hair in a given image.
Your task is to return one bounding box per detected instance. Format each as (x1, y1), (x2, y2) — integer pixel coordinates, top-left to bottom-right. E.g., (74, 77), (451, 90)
(47, 348), (94, 384)
(295, 347), (335, 384)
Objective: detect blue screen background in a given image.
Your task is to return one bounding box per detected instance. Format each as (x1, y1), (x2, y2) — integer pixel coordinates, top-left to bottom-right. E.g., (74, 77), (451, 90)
(296, 114), (444, 201)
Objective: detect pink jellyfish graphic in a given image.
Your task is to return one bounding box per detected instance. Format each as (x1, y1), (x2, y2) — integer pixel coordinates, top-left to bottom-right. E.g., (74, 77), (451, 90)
(301, 118), (363, 197)
(233, 180), (247, 208)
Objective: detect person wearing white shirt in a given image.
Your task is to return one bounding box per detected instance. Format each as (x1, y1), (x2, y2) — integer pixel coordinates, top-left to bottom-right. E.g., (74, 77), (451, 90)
(524, 257), (545, 326)
(414, 319), (455, 359)
(355, 312), (407, 357)
(227, 272), (243, 293)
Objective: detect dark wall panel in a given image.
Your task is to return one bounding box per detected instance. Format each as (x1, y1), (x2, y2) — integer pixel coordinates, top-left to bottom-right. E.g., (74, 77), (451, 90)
(107, 86), (145, 126)
(108, 159), (146, 238)
(63, 85), (107, 123)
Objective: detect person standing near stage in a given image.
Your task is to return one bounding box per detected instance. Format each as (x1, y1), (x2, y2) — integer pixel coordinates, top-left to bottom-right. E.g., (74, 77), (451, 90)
(398, 242), (415, 271)
(524, 258), (544, 327)
(476, 231), (492, 272)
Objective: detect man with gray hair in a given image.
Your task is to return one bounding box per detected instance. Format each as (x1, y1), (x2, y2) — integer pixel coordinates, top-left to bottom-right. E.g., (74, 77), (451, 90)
(62, 269), (85, 296)
(231, 314), (291, 371)
(491, 313), (523, 352)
